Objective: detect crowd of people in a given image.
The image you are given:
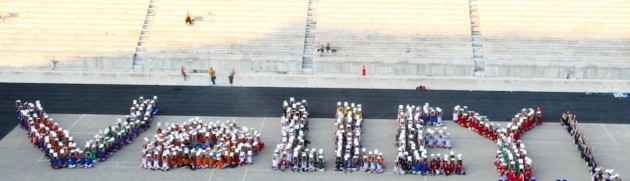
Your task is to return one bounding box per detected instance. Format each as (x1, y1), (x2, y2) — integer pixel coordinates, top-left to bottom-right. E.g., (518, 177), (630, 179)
(15, 96), (159, 169)
(141, 117), (263, 171)
(395, 104), (464, 176)
(398, 103), (445, 127)
(454, 106), (539, 181)
(17, 100), (78, 169)
(86, 96), (159, 165)
(453, 106), (542, 142)
(333, 101), (384, 174)
(561, 111), (621, 181)
(272, 97), (324, 172)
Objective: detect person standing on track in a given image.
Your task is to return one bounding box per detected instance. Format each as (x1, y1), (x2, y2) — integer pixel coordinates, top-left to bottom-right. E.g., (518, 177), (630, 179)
(361, 65), (366, 76)
(181, 66), (188, 81)
(209, 67), (216, 85)
(228, 68), (235, 85)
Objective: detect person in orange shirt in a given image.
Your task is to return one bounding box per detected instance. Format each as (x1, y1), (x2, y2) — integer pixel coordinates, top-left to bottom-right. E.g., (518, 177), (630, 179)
(177, 153), (184, 168)
(216, 155), (223, 169)
(200, 154), (208, 169)
(195, 154), (203, 170)
(208, 155), (215, 168)
(183, 154), (192, 169)
(168, 153), (177, 168)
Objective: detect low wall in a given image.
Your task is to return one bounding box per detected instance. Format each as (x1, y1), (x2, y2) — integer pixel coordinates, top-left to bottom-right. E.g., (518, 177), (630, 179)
(485, 60), (630, 80)
(314, 59), (474, 76)
(141, 54), (301, 74)
(1, 70), (629, 93)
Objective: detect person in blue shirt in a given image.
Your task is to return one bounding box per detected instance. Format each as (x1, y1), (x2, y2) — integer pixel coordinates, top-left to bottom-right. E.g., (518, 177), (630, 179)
(342, 157), (349, 173)
(413, 160), (421, 174)
(429, 111), (438, 126)
(51, 153), (60, 169)
(420, 158), (430, 175)
(68, 151), (77, 168)
(59, 153), (67, 168)
(86, 156), (94, 168)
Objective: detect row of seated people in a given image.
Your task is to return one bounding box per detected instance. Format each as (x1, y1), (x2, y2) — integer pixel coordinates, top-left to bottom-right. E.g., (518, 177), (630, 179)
(85, 96), (159, 165)
(395, 104), (463, 176)
(17, 100), (77, 169)
(141, 118), (263, 171)
(561, 111), (621, 181)
(400, 104), (445, 127)
(333, 101), (384, 173)
(394, 152), (465, 176)
(317, 43), (336, 56)
(272, 97), (325, 172)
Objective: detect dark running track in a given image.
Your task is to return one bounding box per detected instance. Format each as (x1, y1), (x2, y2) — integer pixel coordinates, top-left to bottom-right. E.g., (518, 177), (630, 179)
(0, 83), (629, 139)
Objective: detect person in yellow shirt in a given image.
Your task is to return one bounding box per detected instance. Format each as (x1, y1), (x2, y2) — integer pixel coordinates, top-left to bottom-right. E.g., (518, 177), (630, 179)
(209, 67), (217, 85)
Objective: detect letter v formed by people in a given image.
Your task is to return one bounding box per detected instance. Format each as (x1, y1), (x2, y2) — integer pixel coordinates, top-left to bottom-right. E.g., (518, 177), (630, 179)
(454, 106), (540, 180)
(15, 96), (158, 169)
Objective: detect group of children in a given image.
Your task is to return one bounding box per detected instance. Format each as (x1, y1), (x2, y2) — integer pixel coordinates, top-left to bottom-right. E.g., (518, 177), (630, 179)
(272, 98), (325, 172)
(333, 101), (384, 174)
(16, 96), (158, 169)
(561, 111), (621, 181)
(454, 106), (538, 181)
(394, 104), (464, 176)
(141, 118), (264, 171)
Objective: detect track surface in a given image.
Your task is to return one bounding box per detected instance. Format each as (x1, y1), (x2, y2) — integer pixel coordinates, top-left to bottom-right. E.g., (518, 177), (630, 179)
(1, 83), (628, 139)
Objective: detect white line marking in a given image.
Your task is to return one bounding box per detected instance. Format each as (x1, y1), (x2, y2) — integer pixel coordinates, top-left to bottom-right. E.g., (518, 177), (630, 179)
(623, 125), (630, 135)
(69, 132), (99, 135)
(68, 114), (86, 131)
(242, 169), (248, 181)
(259, 117), (266, 135)
(450, 139), (616, 146)
(244, 169), (271, 172)
(601, 124), (619, 145)
(424, 175), (427, 181)
(36, 155), (45, 162)
(207, 168), (215, 181)
(98, 165), (140, 169)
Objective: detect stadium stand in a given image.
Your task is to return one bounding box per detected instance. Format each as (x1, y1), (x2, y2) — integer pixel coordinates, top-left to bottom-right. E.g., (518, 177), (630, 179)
(312, 0), (473, 76)
(139, 0), (308, 73)
(2, 0), (629, 80)
(0, 0), (147, 70)
(478, 0), (630, 79)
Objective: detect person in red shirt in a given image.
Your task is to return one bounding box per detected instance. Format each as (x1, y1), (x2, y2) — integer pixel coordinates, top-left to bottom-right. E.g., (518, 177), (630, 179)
(536, 106), (543, 125)
(361, 66), (366, 76)
(507, 168), (516, 181)
(497, 163), (507, 176)
(233, 153), (240, 167)
(280, 157), (288, 172)
(524, 164), (533, 180)
(442, 158), (451, 175)
(429, 155), (438, 175)
(516, 169), (525, 181)
(455, 159), (465, 175)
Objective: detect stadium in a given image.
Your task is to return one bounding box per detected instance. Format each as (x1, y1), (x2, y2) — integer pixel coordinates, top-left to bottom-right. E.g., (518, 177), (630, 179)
(1, 0), (629, 180)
